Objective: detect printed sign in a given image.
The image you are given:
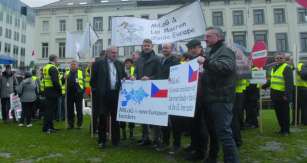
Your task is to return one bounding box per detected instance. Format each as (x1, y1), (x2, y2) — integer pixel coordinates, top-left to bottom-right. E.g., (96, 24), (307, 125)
(117, 80), (169, 126)
(296, 0), (307, 8)
(111, 1), (206, 46)
(9, 93), (22, 119)
(250, 70), (267, 84)
(168, 58), (199, 117)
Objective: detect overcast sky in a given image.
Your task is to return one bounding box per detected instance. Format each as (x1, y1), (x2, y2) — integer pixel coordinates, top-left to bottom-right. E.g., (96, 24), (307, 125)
(20, 0), (59, 7)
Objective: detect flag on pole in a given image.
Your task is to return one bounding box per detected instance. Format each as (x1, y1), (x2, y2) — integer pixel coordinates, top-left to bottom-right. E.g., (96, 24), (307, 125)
(77, 22), (99, 57)
(178, 46), (184, 54)
(29, 50), (34, 71)
(65, 32), (83, 60)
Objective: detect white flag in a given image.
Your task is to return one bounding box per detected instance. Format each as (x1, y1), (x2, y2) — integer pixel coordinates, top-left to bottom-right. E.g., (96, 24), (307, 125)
(77, 22), (99, 57)
(65, 32), (83, 60)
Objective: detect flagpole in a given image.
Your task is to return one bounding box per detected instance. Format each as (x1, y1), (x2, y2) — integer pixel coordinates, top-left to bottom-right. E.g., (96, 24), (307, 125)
(65, 58), (68, 130)
(295, 44), (298, 128)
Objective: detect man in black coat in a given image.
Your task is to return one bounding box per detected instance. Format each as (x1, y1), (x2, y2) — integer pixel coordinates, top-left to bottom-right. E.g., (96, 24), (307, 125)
(197, 26), (239, 162)
(261, 53), (293, 137)
(156, 43), (181, 154)
(42, 54), (63, 133)
(130, 39), (160, 147)
(90, 45), (127, 149)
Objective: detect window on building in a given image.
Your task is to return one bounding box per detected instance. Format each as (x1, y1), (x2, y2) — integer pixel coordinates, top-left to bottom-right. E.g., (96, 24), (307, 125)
(108, 39), (111, 46)
(124, 46), (135, 56)
(233, 11), (244, 25)
(22, 20), (26, 30)
(0, 26), (2, 36)
(158, 14), (164, 19)
(158, 44), (162, 54)
(92, 39), (103, 57)
(59, 42), (65, 58)
(60, 20), (66, 31)
(13, 45), (18, 54)
(42, 43), (48, 58)
(109, 16), (112, 30)
(43, 21), (49, 32)
(4, 43), (11, 53)
(14, 32), (19, 41)
(15, 17), (20, 27)
(301, 33), (307, 52)
(254, 32), (268, 46)
(141, 15), (149, 19)
(276, 33), (288, 52)
(254, 10), (265, 24)
(274, 9), (285, 23)
(20, 47), (25, 67)
(5, 29), (11, 39)
(77, 19), (83, 31)
(0, 12), (3, 21)
(298, 8), (307, 23)
(6, 13), (12, 24)
(213, 11), (223, 26)
(233, 33), (246, 47)
(21, 34), (26, 44)
(93, 17), (103, 31)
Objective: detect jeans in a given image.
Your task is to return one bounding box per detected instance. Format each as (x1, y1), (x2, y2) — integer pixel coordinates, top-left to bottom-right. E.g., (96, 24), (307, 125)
(57, 96), (62, 121)
(209, 101), (239, 163)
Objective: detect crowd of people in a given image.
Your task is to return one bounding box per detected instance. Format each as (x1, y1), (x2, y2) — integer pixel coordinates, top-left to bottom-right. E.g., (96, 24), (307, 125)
(1, 26), (307, 163)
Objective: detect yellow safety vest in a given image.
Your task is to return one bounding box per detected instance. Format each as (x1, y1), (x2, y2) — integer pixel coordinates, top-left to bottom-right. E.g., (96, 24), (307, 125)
(180, 61), (187, 64)
(296, 63), (307, 87)
(85, 67), (90, 88)
(32, 76), (38, 81)
(40, 78), (45, 92)
(270, 63), (288, 91)
(131, 66), (135, 76)
(236, 79), (246, 93)
(59, 75), (65, 94)
(62, 69), (84, 91)
(43, 63), (60, 87)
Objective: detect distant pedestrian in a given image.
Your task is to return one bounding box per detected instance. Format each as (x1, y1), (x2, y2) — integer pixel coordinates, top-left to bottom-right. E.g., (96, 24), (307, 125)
(17, 71), (39, 127)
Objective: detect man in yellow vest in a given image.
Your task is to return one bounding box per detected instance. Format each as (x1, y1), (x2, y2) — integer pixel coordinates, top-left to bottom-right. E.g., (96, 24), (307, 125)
(289, 56), (307, 126)
(63, 60), (85, 129)
(42, 54), (63, 133)
(31, 70), (41, 121)
(261, 53), (293, 137)
(245, 65), (260, 129)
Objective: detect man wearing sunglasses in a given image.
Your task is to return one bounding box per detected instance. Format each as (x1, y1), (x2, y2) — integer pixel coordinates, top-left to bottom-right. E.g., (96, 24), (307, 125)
(261, 53), (293, 137)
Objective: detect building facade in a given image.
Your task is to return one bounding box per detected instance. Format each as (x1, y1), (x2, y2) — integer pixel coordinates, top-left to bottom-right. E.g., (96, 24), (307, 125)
(33, 0), (307, 67)
(0, 0), (35, 74)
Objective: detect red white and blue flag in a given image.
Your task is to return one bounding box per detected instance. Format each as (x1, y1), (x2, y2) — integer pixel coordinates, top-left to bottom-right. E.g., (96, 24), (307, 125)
(151, 83), (168, 98)
(188, 64), (198, 83)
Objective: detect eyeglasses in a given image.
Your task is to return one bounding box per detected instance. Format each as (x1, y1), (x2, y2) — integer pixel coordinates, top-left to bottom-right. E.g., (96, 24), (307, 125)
(275, 57), (284, 60)
(204, 35), (214, 38)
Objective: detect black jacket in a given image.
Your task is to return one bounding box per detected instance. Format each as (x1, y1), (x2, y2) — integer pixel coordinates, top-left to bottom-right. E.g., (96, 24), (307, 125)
(263, 62), (293, 101)
(62, 69), (85, 95)
(44, 63), (62, 98)
(201, 40), (237, 102)
(299, 62), (307, 81)
(246, 66), (260, 101)
(158, 55), (180, 79)
(133, 50), (160, 80)
(90, 57), (127, 114)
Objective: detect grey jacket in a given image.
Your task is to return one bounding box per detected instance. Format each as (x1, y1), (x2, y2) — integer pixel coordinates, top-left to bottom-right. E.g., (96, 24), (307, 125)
(201, 40), (237, 102)
(133, 50), (160, 80)
(0, 71), (17, 98)
(17, 78), (38, 102)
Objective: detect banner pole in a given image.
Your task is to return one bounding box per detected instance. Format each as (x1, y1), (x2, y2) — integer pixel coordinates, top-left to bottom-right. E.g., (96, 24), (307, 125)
(295, 44), (298, 128)
(89, 50), (94, 138)
(65, 58), (68, 130)
(260, 87), (263, 134)
(109, 111), (111, 141)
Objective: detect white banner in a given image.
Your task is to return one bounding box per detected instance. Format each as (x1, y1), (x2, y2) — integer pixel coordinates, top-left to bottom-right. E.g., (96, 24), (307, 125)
(117, 80), (169, 126)
(78, 22), (99, 57)
(65, 32), (83, 60)
(111, 1), (206, 46)
(250, 70), (267, 84)
(9, 93), (22, 119)
(168, 58), (199, 117)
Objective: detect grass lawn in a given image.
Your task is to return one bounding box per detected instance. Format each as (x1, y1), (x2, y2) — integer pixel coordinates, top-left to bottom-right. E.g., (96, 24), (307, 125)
(0, 109), (307, 163)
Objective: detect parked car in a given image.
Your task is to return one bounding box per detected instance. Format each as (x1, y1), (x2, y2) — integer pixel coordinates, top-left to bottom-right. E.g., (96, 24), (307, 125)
(258, 89), (274, 109)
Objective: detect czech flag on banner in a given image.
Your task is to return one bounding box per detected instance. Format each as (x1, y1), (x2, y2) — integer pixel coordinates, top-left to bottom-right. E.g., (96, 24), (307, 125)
(188, 64), (198, 83)
(151, 83), (168, 98)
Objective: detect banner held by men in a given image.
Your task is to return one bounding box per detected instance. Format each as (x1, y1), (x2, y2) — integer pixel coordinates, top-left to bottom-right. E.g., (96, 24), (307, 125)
(111, 1), (206, 46)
